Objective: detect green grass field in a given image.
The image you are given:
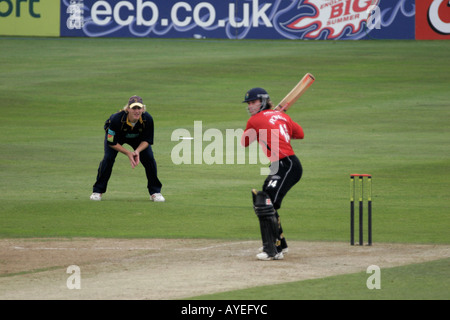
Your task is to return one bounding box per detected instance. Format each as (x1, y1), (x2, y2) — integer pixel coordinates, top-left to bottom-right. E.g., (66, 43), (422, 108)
(0, 37), (449, 299)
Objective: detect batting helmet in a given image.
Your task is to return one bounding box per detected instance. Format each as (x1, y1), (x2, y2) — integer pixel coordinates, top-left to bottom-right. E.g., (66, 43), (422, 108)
(242, 88), (270, 112)
(243, 87), (269, 102)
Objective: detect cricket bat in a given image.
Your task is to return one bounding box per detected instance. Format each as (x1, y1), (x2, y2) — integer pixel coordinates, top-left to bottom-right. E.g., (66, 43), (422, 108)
(274, 73), (315, 112)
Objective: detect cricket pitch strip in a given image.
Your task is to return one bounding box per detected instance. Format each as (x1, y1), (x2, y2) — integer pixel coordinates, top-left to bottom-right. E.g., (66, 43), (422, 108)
(0, 238), (449, 300)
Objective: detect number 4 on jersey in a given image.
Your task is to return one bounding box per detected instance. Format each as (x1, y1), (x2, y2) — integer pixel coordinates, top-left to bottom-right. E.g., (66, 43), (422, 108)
(279, 123), (290, 143)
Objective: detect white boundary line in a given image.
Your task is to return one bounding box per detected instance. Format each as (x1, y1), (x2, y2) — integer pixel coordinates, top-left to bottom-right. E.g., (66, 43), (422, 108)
(11, 241), (256, 252)
(13, 246), (162, 251)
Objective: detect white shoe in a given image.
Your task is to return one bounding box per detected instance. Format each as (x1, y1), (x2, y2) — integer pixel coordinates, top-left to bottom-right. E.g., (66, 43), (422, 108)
(90, 192), (102, 201)
(150, 193), (165, 202)
(256, 252), (284, 261)
(259, 246), (289, 254)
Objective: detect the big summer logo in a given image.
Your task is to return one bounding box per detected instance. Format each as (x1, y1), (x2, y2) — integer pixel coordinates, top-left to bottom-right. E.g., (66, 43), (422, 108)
(281, 0), (381, 39)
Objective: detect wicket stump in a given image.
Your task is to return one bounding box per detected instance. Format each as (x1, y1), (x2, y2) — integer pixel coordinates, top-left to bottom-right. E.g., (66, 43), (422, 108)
(350, 174), (372, 246)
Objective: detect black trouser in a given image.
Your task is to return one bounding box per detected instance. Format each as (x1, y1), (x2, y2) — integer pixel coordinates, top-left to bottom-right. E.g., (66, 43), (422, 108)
(93, 137), (162, 195)
(262, 155), (302, 210)
(262, 155), (302, 249)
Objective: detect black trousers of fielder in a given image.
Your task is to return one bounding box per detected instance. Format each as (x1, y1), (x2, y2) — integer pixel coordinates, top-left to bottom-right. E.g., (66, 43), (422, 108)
(93, 135), (162, 195)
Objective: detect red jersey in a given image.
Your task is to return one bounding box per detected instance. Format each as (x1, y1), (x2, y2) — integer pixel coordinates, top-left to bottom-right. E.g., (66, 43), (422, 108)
(241, 110), (304, 162)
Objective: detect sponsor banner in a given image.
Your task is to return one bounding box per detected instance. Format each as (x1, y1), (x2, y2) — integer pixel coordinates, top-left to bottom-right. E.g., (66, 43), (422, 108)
(416, 0), (450, 39)
(60, 0), (415, 39)
(0, 0), (60, 36)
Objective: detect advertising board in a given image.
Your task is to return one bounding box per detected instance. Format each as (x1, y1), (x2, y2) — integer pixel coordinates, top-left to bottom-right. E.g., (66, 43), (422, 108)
(2, 1), (448, 40)
(59, 0), (416, 40)
(0, 0), (60, 36)
(416, 0), (450, 40)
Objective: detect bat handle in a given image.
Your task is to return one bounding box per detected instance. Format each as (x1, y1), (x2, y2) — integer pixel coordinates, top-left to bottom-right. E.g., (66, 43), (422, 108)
(278, 105), (287, 113)
(274, 104), (287, 112)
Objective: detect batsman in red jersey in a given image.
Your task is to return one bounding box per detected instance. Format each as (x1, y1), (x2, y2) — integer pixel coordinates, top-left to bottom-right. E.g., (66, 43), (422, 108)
(241, 88), (304, 261)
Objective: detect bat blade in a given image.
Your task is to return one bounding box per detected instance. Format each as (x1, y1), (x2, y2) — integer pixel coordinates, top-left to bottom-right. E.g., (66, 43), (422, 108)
(274, 73), (315, 112)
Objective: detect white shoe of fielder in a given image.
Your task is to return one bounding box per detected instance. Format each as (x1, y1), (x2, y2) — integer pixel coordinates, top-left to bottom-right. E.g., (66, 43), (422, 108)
(90, 192), (102, 201)
(256, 252), (284, 261)
(150, 193), (165, 202)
